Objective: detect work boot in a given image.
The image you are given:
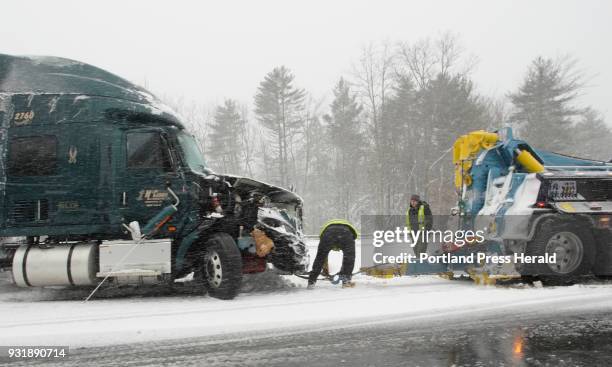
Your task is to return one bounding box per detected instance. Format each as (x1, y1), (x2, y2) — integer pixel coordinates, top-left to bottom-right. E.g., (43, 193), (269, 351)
(340, 276), (355, 288)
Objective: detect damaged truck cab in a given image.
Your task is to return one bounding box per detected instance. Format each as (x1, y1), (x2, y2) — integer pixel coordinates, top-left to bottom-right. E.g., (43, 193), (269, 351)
(0, 54), (308, 299)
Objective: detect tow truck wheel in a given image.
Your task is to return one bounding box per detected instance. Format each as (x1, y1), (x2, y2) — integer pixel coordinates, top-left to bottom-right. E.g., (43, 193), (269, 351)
(525, 218), (595, 282)
(200, 233), (243, 300)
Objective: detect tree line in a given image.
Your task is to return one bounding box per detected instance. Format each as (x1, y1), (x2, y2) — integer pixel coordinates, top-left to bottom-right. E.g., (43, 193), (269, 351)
(170, 33), (612, 233)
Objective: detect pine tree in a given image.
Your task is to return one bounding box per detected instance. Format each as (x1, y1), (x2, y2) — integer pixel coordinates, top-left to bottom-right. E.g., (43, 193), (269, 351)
(207, 99), (244, 174)
(509, 56), (584, 151)
(570, 108), (612, 161)
(381, 76), (418, 210)
(417, 74), (490, 210)
(324, 78), (364, 219)
(419, 74), (488, 152)
(254, 66), (306, 187)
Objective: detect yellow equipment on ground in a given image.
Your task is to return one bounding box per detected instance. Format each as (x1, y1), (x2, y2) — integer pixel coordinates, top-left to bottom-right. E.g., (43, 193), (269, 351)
(360, 264), (407, 278)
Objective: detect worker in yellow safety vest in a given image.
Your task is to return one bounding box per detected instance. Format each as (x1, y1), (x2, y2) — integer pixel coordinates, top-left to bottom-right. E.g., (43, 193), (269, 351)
(308, 219), (358, 289)
(405, 194), (433, 256)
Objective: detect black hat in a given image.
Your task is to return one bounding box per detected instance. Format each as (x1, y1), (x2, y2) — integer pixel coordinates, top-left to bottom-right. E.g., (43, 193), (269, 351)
(410, 194), (420, 201)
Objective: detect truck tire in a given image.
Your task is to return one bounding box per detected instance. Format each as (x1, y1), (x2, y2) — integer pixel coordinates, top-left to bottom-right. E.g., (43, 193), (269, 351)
(524, 218), (595, 282)
(199, 233), (243, 300)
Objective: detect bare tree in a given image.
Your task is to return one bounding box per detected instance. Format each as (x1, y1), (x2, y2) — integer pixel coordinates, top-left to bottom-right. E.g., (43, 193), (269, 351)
(391, 34), (490, 212)
(258, 128), (272, 183)
(299, 95), (326, 193)
(160, 94), (213, 160)
(239, 104), (255, 177)
(397, 38), (436, 90)
(352, 41), (396, 213)
(437, 32), (459, 76)
(397, 31), (477, 87)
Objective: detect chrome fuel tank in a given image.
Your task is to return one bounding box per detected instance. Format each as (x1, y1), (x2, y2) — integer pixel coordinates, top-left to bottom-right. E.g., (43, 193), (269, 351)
(12, 244), (97, 287)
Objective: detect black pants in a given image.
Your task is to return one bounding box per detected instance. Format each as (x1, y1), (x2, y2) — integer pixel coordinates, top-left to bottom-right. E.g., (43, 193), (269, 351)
(413, 240), (428, 257)
(309, 225), (356, 285)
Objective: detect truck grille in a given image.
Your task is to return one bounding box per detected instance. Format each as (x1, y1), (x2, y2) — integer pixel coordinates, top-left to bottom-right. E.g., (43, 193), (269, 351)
(9, 200), (49, 223)
(589, 179), (612, 200)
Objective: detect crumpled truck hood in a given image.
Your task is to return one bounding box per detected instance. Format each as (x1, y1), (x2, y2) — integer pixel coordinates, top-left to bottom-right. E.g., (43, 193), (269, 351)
(220, 174), (303, 206)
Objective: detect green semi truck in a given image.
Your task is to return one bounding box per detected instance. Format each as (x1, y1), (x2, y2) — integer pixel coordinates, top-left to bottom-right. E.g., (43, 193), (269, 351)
(0, 54), (308, 299)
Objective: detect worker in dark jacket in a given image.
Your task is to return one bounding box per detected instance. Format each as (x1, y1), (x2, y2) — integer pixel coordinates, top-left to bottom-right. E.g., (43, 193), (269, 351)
(405, 194), (433, 256)
(308, 219), (358, 289)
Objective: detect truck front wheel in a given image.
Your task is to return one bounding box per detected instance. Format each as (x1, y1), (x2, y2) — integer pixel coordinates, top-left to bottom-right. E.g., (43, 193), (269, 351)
(524, 218), (595, 282)
(199, 233), (243, 300)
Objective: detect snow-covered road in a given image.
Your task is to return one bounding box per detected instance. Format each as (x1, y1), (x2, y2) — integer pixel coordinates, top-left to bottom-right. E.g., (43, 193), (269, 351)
(2, 271), (612, 348)
(1, 240), (612, 349)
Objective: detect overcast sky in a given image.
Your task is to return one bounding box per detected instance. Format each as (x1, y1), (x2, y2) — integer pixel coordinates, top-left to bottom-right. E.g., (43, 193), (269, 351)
(2, 0), (611, 124)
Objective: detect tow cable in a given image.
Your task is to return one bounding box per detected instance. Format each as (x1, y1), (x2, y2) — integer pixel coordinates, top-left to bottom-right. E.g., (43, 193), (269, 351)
(293, 263), (392, 284)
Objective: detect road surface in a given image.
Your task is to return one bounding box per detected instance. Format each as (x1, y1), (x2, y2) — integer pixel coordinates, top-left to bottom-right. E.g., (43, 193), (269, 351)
(2, 306), (611, 366)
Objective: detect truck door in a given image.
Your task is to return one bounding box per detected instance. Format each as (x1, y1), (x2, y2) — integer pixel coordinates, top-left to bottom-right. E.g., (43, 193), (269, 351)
(117, 128), (184, 232)
(55, 124), (101, 226)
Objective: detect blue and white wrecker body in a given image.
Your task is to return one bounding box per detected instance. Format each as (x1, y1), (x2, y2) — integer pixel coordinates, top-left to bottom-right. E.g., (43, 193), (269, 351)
(450, 127), (612, 281)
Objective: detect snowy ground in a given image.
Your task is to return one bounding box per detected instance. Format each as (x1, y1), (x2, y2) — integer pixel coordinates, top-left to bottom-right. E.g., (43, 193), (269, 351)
(1, 240), (612, 351)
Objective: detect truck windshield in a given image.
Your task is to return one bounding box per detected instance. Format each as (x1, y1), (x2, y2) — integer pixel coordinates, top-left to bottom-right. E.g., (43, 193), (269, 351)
(177, 132), (212, 175)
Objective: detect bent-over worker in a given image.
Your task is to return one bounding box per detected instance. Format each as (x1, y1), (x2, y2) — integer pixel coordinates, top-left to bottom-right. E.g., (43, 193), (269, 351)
(308, 219), (358, 289)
